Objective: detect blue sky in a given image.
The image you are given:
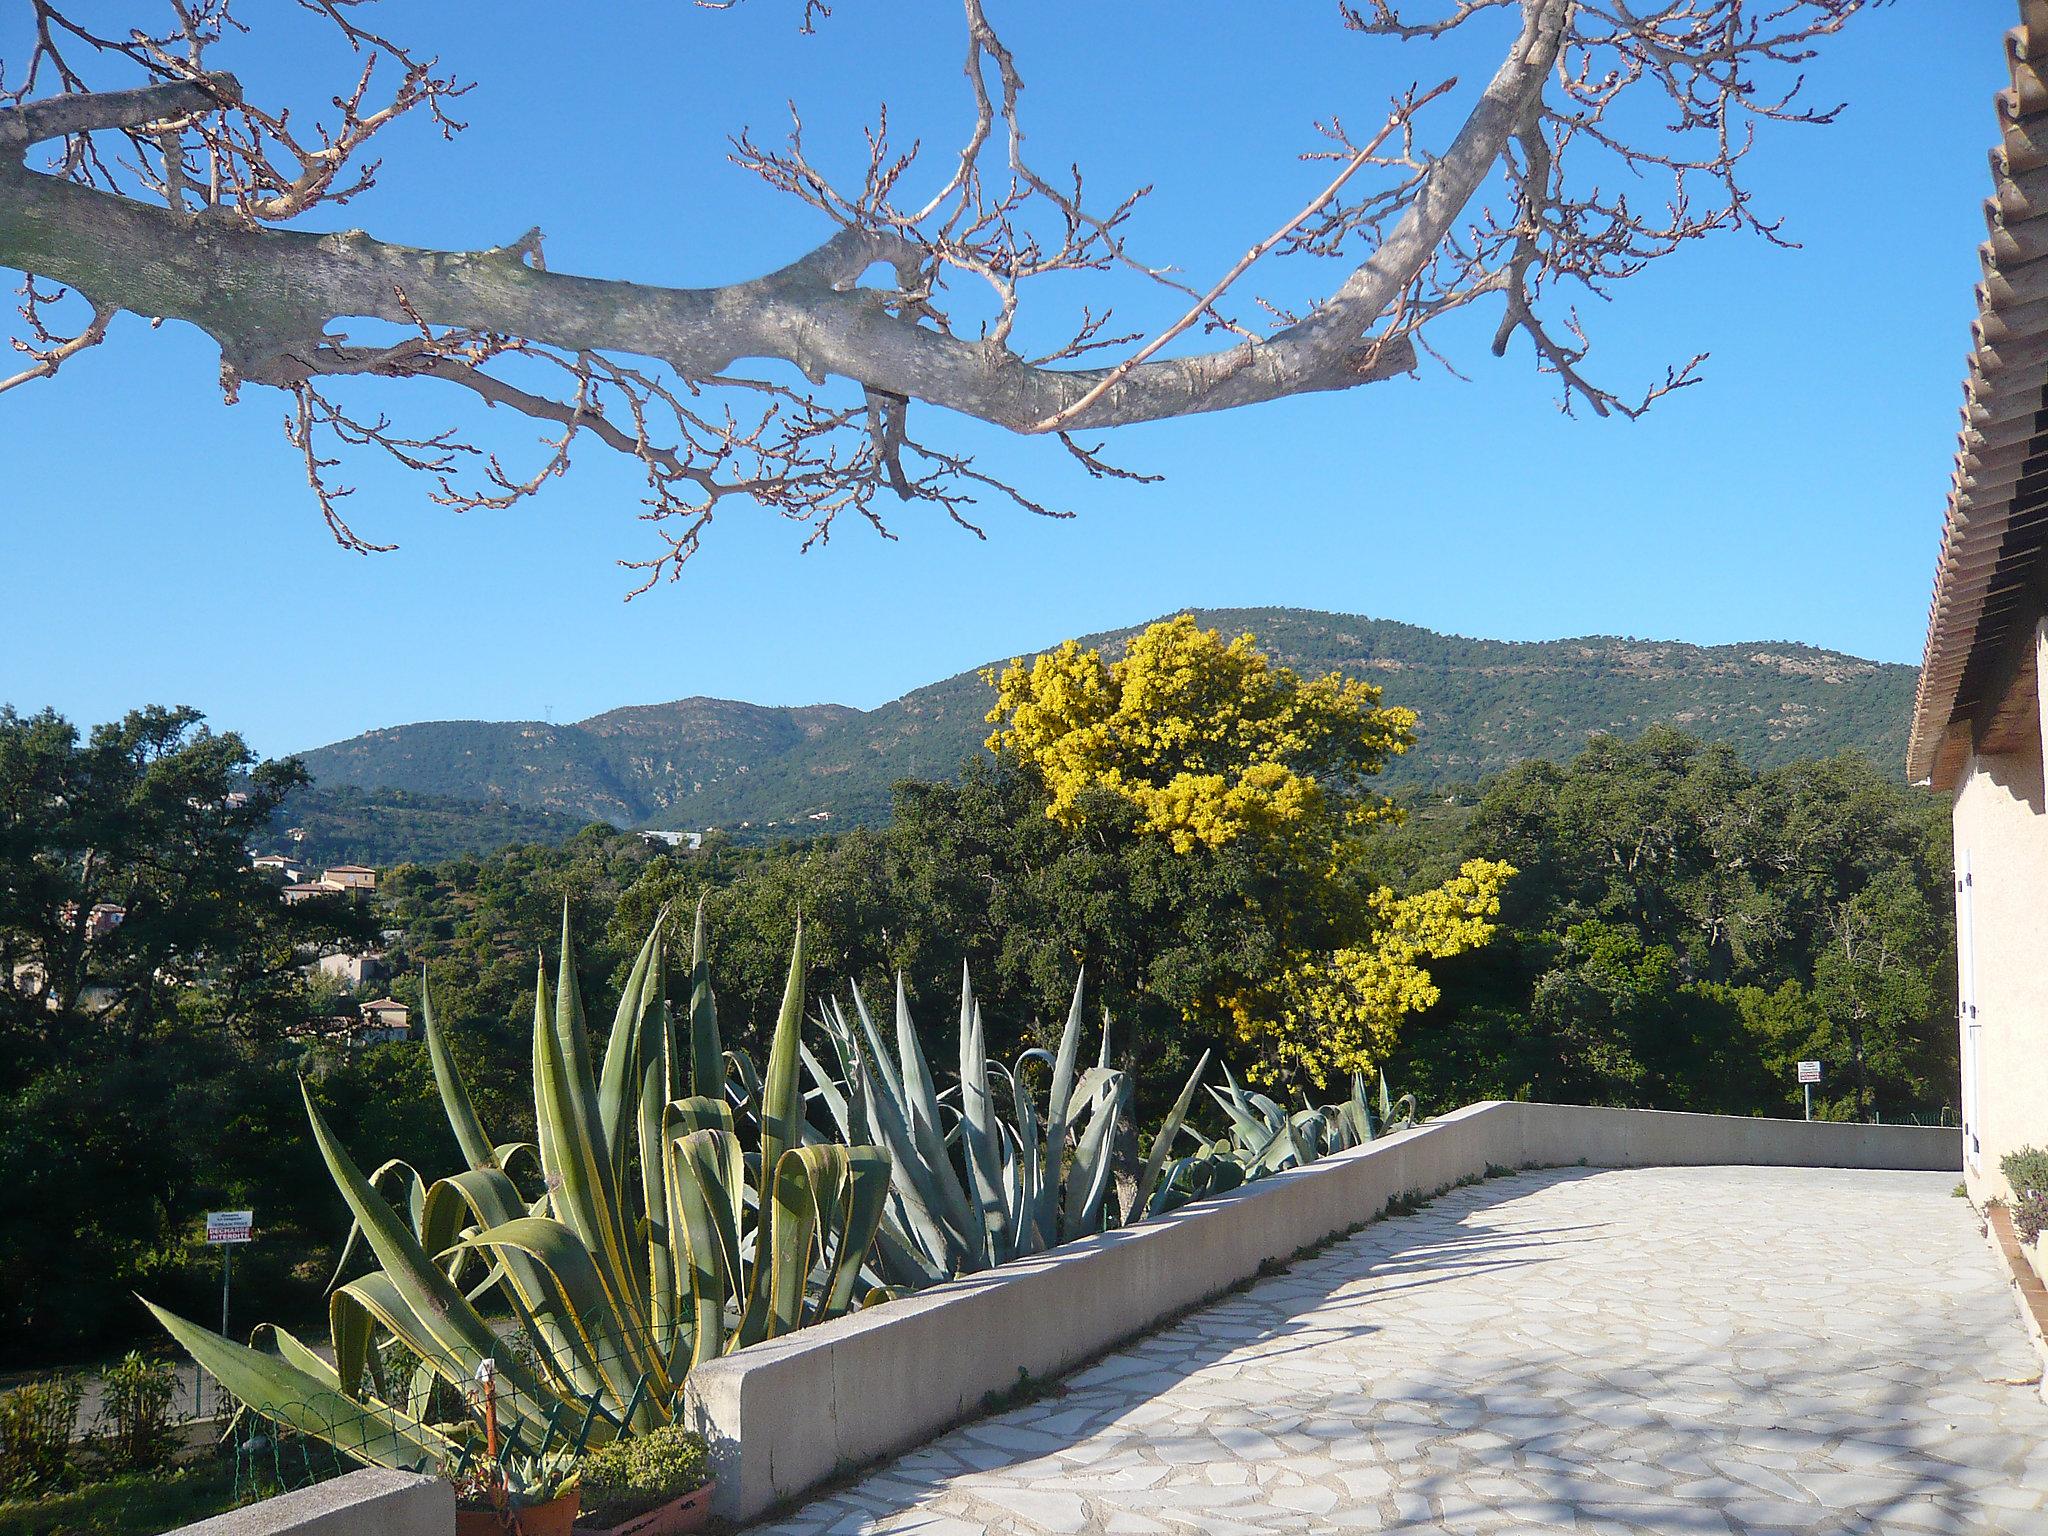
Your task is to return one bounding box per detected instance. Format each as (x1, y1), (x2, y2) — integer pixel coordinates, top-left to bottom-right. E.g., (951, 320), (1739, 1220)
(0, 2), (2007, 757)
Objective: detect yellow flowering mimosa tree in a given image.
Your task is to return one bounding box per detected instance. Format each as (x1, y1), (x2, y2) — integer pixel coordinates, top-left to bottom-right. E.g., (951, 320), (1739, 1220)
(986, 615), (1512, 1087)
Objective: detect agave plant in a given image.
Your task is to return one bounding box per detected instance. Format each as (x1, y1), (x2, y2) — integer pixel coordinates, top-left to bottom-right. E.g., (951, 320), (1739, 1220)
(1213, 1066), (1416, 1172)
(803, 968), (1185, 1288)
(144, 905), (891, 1472)
(801, 969), (1121, 1287)
(1142, 1067), (1418, 1213)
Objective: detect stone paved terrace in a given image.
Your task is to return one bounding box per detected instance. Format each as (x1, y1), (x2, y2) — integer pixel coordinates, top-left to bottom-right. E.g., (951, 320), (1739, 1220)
(747, 1166), (2048, 1536)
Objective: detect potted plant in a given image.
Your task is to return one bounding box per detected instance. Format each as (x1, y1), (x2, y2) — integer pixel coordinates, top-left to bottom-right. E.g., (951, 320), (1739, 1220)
(451, 1448), (582, 1536)
(574, 1424), (714, 1536)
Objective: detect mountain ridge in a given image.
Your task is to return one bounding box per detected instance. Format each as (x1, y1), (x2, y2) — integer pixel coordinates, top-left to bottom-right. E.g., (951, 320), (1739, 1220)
(296, 608), (1916, 835)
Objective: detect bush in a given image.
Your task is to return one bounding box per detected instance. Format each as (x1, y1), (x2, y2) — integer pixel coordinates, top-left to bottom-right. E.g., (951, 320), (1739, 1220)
(92, 1353), (178, 1473)
(2001, 1146), (2048, 1200)
(577, 1424), (710, 1526)
(1998, 1147), (2048, 1246)
(0, 1375), (82, 1494)
(2016, 1190), (2048, 1248)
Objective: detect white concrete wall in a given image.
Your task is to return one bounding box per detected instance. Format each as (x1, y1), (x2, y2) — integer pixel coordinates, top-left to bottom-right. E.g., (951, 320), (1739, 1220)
(683, 1102), (1959, 1523)
(1953, 729), (2048, 1204)
(166, 1469), (450, 1536)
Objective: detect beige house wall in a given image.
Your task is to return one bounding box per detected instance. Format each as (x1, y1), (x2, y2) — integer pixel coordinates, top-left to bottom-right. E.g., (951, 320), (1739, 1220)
(1953, 619), (2048, 1202)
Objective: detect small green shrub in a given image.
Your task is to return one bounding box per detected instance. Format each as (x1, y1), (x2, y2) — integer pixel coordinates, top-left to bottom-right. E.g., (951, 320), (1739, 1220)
(93, 1354), (179, 1474)
(2016, 1191), (2048, 1247)
(2001, 1146), (2048, 1199)
(0, 1375), (83, 1494)
(577, 1424), (709, 1526)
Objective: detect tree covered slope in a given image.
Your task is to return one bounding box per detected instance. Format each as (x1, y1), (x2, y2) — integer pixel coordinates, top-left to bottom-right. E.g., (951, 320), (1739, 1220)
(295, 609), (1916, 835)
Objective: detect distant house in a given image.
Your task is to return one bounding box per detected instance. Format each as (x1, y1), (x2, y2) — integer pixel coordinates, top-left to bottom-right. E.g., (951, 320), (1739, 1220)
(282, 880), (345, 904)
(250, 853), (302, 881)
(54, 900), (125, 938)
(322, 865), (378, 892)
(317, 950), (387, 990)
(7, 960), (116, 1013)
(638, 830), (704, 852)
(356, 997), (411, 1043)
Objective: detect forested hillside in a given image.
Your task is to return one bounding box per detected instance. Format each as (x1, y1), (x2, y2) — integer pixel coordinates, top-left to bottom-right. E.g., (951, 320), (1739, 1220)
(270, 785), (599, 868)
(297, 608), (1917, 836)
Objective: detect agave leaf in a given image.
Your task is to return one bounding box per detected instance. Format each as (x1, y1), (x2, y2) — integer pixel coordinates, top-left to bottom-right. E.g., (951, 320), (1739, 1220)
(324, 1157), (427, 1294)
(886, 976), (978, 1255)
(755, 923), (807, 1187)
(685, 897), (725, 1100)
(801, 1035), (857, 1144)
(1379, 1070), (1395, 1126)
(1134, 1050), (1210, 1218)
(740, 927), (817, 1342)
(320, 1291), (373, 1400)
(424, 978), (497, 1174)
(599, 908), (670, 1191)
(146, 1300), (456, 1472)
(304, 1089), (518, 1371)
(851, 981), (908, 1108)
(451, 1216), (666, 1426)
(531, 945), (649, 1349)
(1210, 1062), (1270, 1144)
(831, 1000), (974, 1276)
(493, 1141), (541, 1178)
(667, 1124), (746, 1372)
(898, 973), (951, 1163)
(1006, 1061), (1039, 1263)
(1031, 971), (1088, 1251)
(1060, 1068), (1126, 1242)
(957, 982), (1009, 1265)
(723, 1045), (760, 1116)
(756, 1144), (891, 1341)
(260, 1323), (346, 1394)
(300, 1084), (564, 1440)
(420, 1168), (597, 1399)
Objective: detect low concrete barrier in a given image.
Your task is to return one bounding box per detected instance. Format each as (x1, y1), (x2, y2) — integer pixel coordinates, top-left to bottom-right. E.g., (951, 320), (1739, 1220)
(684, 1101), (1959, 1523)
(167, 1468), (451, 1536)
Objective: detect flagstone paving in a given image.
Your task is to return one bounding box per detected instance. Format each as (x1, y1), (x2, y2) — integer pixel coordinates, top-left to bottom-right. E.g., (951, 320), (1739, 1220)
(745, 1165), (2048, 1535)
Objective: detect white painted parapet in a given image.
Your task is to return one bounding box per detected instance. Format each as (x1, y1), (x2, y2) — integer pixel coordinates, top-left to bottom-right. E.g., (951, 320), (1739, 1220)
(165, 1468), (452, 1536)
(685, 1101), (1959, 1523)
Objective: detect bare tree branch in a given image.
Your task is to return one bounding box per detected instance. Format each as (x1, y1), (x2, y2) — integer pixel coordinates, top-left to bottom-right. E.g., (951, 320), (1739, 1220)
(0, 0), (1866, 582)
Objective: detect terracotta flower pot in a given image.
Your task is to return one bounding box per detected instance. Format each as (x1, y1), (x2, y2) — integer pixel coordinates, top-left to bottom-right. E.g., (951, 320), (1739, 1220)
(457, 1488), (581, 1536)
(575, 1482), (716, 1536)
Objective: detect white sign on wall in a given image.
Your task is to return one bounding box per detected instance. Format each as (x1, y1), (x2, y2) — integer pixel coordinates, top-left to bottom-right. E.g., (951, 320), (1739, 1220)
(205, 1210), (254, 1245)
(1797, 1060), (1822, 1085)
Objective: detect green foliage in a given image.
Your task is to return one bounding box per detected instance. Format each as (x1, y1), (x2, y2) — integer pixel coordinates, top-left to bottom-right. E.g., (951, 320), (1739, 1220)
(2000, 1146), (2048, 1198)
(577, 1423), (709, 1525)
(296, 611), (1918, 833)
(2014, 1191), (2048, 1248)
(0, 1460), (241, 1536)
(90, 1354), (178, 1474)
(270, 786), (597, 869)
(1382, 729), (1956, 1120)
(2003, 1148), (2048, 1244)
(0, 1376), (81, 1494)
(0, 705), (379, 1364)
